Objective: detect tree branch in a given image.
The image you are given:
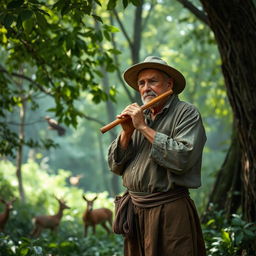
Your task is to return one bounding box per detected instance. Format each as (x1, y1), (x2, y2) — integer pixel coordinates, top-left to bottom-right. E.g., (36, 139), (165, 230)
(9, 27), (57, 89)
(109, 15), (135, 102)
(113, 9), (133, 49)
(0, 65), (53, 96)
(175, 0), (209, 25)
(7, 119), (45, 126)
(141, 2), (156, 31)
(81, 113), (105, 126)
(81, 113), (116, 137)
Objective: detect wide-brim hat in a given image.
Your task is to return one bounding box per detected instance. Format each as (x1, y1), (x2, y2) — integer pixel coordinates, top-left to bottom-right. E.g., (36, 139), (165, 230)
(123, 56), (186, 94)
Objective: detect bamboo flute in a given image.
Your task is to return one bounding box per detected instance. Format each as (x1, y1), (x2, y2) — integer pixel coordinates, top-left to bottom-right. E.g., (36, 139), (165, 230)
(100, 89), (173, 134)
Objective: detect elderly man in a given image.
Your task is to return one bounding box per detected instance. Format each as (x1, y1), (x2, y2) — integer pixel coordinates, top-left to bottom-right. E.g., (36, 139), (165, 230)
(108, 56), (207, 256)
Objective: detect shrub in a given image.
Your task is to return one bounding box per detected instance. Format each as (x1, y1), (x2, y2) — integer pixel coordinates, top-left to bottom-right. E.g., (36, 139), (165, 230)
(203, 208), (256, 256)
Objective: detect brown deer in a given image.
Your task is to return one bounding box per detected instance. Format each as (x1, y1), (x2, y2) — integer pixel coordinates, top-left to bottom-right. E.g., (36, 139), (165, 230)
(31, 196), (70, 237)
(0, 198), (16, 232)
(69, 174), (84, 186)
(82, 195), (113, 236)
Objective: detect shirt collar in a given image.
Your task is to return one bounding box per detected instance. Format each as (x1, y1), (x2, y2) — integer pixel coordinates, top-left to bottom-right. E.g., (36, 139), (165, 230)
(144, 94), (178, 120)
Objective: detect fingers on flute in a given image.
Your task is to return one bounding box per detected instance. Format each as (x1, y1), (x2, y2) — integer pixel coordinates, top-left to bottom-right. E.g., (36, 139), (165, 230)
(116, 114), (129, 119)
(117, 103), (139, 118)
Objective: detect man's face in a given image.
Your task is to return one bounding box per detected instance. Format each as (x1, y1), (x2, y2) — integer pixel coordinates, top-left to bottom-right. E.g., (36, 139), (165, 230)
(137, 69), (173, 104)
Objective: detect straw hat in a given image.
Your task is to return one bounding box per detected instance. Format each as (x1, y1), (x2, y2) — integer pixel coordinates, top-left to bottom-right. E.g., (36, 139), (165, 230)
(123, 56), (186, 94)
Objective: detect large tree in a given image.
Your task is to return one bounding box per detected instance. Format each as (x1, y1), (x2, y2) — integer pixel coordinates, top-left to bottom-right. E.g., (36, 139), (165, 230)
(179, 0), (256, 222)
(0, 0), (137, 198)
(201, 0), (256, 223)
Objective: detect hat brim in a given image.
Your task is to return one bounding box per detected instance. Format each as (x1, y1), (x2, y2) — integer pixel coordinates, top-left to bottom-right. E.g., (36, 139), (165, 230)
(123, 62), (186, 94)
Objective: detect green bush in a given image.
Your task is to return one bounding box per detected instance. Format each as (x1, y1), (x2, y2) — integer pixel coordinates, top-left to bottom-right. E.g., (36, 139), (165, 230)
(203, 207), (256, 256)
(1, 159), (256, 255)
(0, 233), (123, 256)
(0, 159), (121, 255)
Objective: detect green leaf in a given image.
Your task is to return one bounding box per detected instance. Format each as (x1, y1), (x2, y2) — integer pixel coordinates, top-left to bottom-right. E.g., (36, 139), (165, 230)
(48, 242), (58, 248)
(0, 13), (5, 23)
(35, 11), (48, 29)
(23, 17), (34, 34)
(65, 36), (73, 50)
(107, 0), (118, 10)
(122, 0), (129, 8)
(130, 0), (142, 6)
(3, 14), (15, 28)
(20, 10), (33, 22)
(7, 0), (24, 9)
(52, 0), (65, 10)
(221, 230), (231, 243)
(235, 231), (244, 244)
(20, 247), (29, 256)
(103, 30), (111, 41)
(47, 108), (56, 112)
(244, 229), (256, 238)
(92, 14), (103, 23)
(37, 8), (50, 17)
(94, 0), (102, 6)
(103, 24), (119, 33)
(94, 31), (103, 42)
(231, 216), (244, 226)
(108, 48), (121, 55)
(16, 14), (23, 28)
(28, 0), (40, 4)
(206, 219), (215, 226)
(61, 0), (71, 16)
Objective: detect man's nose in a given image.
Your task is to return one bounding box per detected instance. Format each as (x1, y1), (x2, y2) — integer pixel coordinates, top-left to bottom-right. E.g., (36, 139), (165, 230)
(144, 82), (152, 89)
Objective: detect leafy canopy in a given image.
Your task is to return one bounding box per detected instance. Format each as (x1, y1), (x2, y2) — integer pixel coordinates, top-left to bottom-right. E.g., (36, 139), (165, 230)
(0, 0), (140, 156)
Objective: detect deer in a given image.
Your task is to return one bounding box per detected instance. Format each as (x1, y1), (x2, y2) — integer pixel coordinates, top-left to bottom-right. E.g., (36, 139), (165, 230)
(69, 174), (84, 186)
(82, 195), (113, 237)
(31, 196), (70, 237)
(0, 198), (16, 232)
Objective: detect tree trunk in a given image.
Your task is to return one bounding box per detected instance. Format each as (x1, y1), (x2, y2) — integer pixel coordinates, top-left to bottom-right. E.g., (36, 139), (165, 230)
(93, 14), (121, 195)
(101, 65), (121, 195)
(131, 1), (143, 64)
(97, 134), (112, 192)
(16, 95), (26, 202)
(202, 127), (242, 222)
(131, 2), (144, 104)
(200, 0), (256, 222)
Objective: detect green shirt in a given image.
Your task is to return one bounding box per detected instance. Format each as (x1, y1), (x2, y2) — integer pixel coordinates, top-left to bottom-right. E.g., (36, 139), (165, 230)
(108, 94), (207, 194)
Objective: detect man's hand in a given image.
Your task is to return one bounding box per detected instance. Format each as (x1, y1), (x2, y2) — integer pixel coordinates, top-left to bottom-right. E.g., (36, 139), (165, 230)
(117, 103), (156, 148)
(117, 103), (147, 132)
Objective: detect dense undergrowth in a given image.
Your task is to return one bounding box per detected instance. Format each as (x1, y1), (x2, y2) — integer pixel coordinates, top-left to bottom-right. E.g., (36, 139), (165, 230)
(0, 160), (255, 255)
(0, 232), (123, 256)
(1, 210), (255, 256)
(203, 209), (256, 256)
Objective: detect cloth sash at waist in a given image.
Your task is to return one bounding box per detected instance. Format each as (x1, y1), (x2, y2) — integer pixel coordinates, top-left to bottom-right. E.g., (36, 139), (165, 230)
(112, 187), (189, 238)
(130, 187), (189, 208)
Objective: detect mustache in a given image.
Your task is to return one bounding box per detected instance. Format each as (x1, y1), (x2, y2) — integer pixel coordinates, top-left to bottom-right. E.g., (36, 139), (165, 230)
(142, 91), (158, 99)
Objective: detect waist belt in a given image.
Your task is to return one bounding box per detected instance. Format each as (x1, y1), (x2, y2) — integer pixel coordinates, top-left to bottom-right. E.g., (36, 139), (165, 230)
(130, 187), (189, 208)
(112, 187), (189, 238)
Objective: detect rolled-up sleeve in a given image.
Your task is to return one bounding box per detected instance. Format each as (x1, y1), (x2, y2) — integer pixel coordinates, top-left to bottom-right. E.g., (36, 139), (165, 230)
(150, 105), (206, 175)
(108, 134), (134, 175)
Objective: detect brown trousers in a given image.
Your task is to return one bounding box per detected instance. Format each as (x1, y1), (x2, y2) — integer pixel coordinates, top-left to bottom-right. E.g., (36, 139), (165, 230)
(124, 196), (206, 256)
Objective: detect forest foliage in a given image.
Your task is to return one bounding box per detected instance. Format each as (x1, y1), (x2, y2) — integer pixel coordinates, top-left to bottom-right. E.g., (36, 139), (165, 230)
(0, 160), (256, 255)
(1, 0), (256, 254)
(0, 0), (232, 196)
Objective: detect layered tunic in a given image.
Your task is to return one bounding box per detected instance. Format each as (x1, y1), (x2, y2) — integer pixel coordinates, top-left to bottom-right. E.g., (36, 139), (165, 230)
(108, 94), (207, 256)
(108, 94), (207, 194)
